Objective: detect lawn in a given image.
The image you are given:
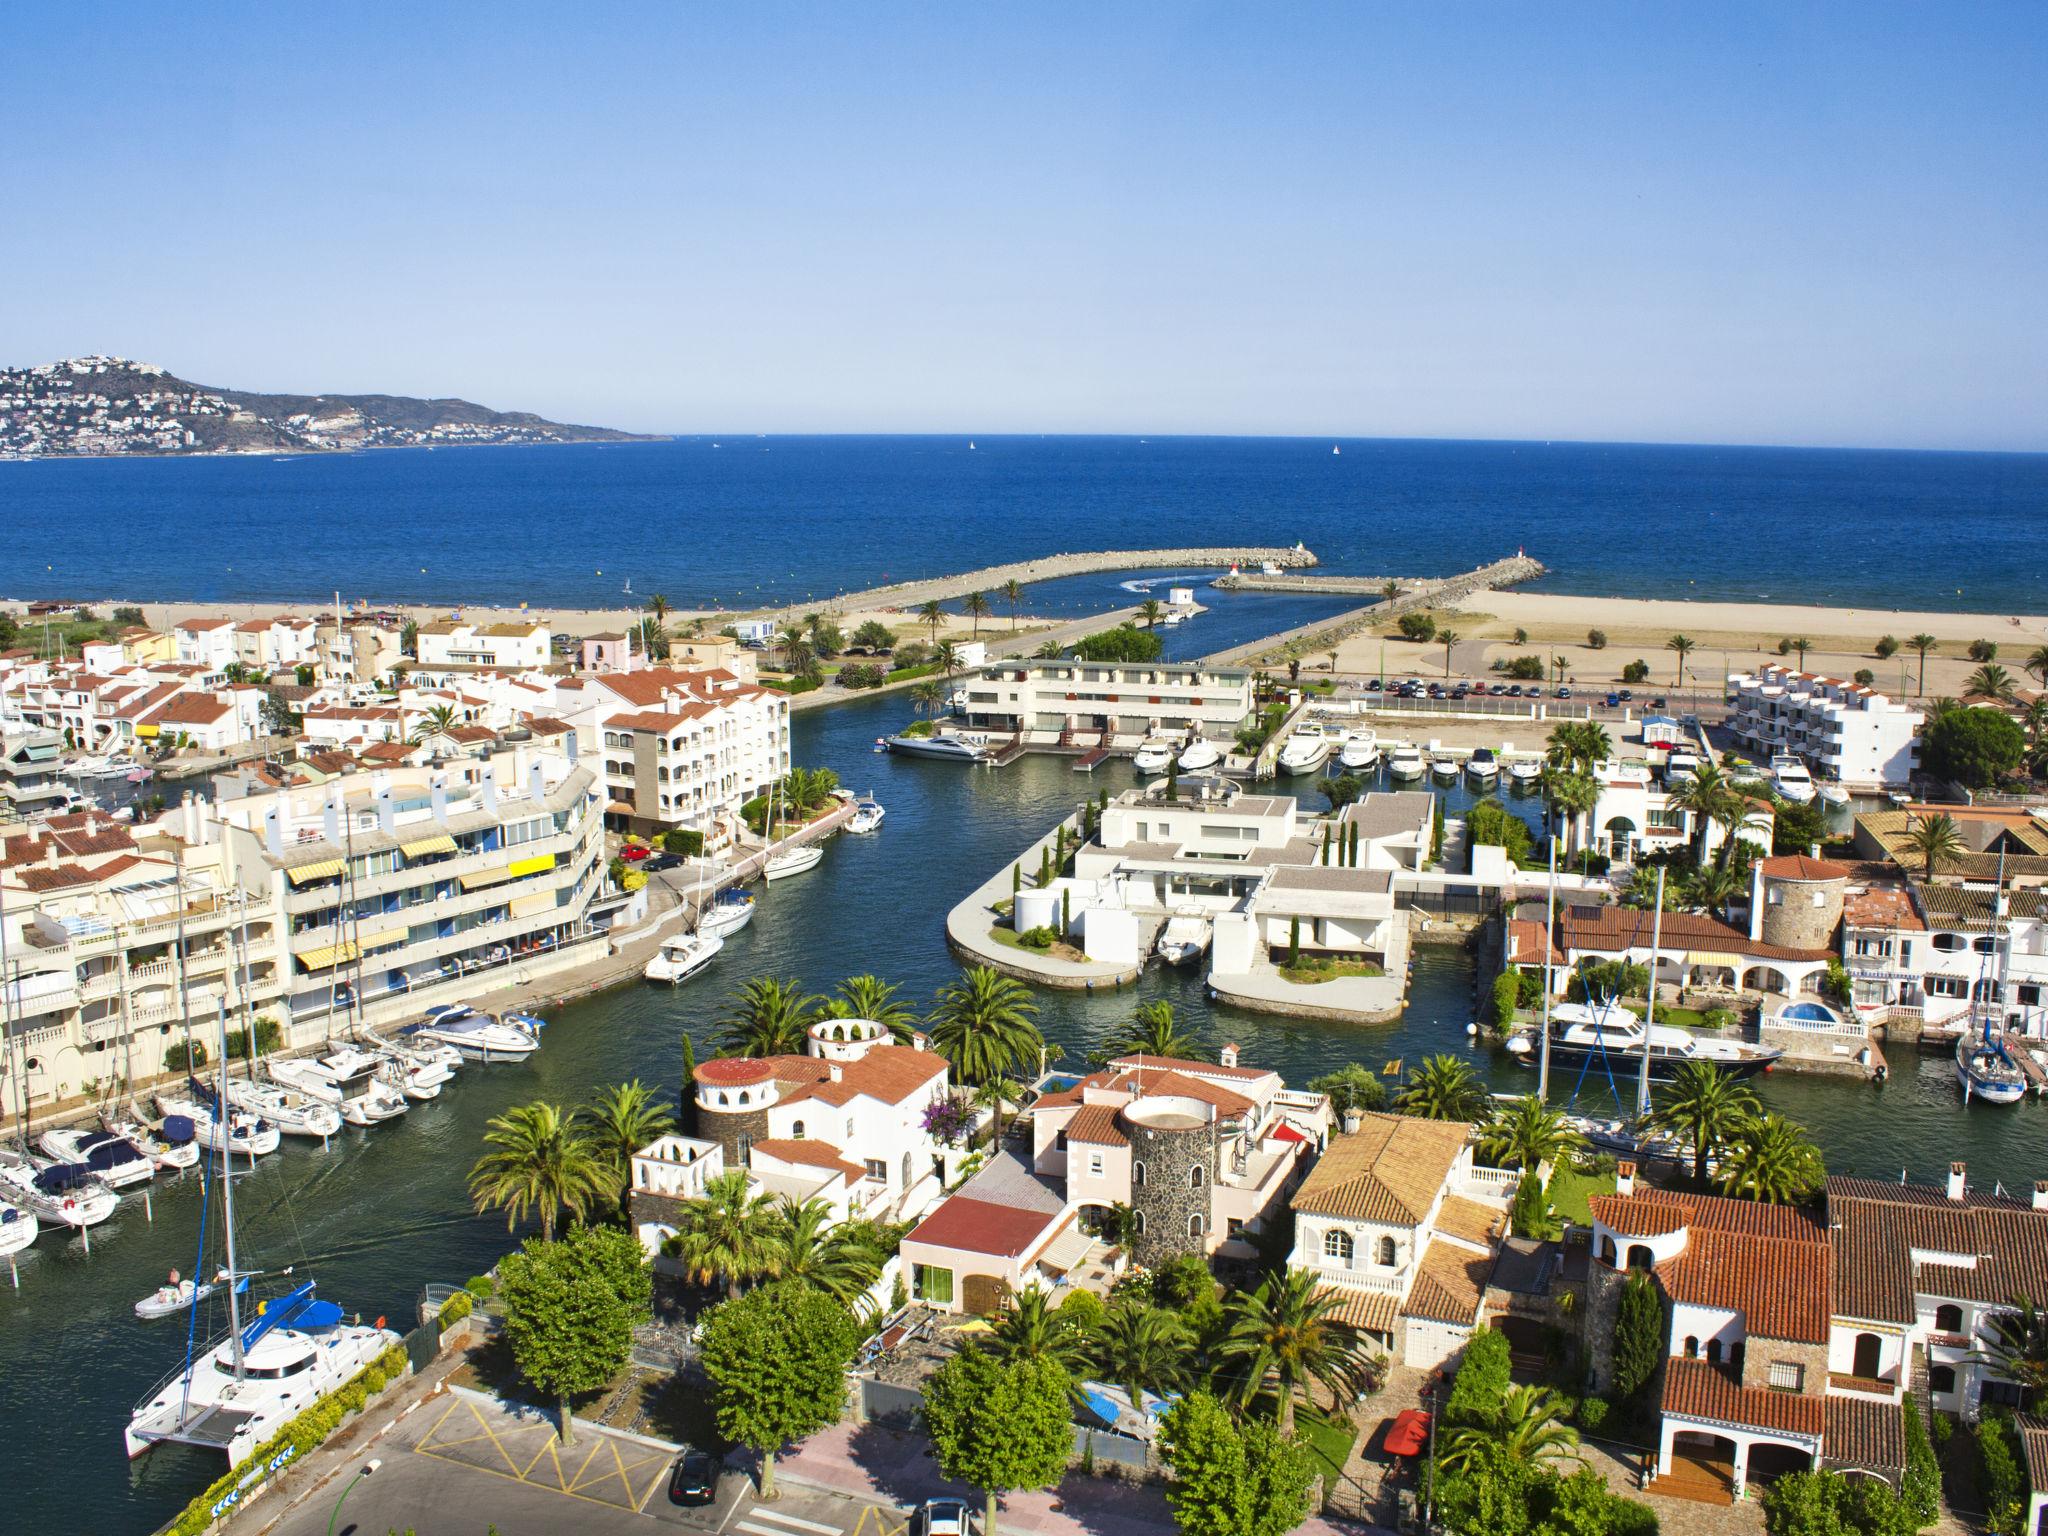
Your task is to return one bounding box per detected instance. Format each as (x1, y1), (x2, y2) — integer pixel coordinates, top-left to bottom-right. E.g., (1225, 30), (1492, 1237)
(1298, 1407), (1360, 1482)
(1618, 1000), (1726, 1031)
(986, 924), (1087, 964)
(1277, 955), (1385, 985)
(1546, 1163), (1618, 1226)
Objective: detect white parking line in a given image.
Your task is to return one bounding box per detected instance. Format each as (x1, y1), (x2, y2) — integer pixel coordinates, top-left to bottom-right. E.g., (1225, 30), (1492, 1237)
(737, 1511), (846, 1535)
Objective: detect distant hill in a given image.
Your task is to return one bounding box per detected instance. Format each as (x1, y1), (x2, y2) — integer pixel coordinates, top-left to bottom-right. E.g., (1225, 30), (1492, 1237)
(0, 356), (655, 458)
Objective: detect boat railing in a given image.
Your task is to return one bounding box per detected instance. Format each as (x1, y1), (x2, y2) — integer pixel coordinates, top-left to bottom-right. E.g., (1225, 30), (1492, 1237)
(131, 1324), (236, 1417)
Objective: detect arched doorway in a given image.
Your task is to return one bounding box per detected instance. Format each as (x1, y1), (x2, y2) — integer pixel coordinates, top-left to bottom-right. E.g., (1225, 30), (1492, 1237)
(1748, 1443), (1813, 1487)
(1852, 1333), (1883, 1380)
(1743, 965), (1790, 994)
(1667, 1432), (1737, 1496)
(1604, 816), (1638, 862)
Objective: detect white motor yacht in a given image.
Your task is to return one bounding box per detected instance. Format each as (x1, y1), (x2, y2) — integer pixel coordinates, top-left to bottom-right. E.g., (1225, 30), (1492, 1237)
(1430, 754), (1460, 782)
(1155, 911), (1213, 967)
(378, 1046), (456, 1099)
(1338, 730), (1380, 771)
(1132, 738), (1175, 774)
(38, 1125), (156, 1188)
(1465, 747), (1500, 785)
(266, 1044), (386, 1107)
(1276, 727), (1334, 776)
(1769, 754), (1817, 804)
(0, 1200), (38, 1258)
(764, 843), (823, 881)
(1177, 737), (1222, 773)
(645, 930), (723, 984)
(154, 1092), (281, 1158)
(1505, 1001), (1780, 1082)
(1819, 782), (1851, 808)
(338, 1078), (409, 1126)
(886, 731), (991, 762)
(222, 1079), (343, 1139)
(1507, 758), (1543, 788)
(847, 797), (886, 834)
(698, 890), (756, 939)
(0, 1150), (120, 1229)
(406, 1006), (540, 1063)
(1387, 743), (1426, 781)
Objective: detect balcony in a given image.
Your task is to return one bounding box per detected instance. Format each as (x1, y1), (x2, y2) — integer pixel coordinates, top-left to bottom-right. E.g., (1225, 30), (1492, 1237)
(1826, 1372), (1897, 1400)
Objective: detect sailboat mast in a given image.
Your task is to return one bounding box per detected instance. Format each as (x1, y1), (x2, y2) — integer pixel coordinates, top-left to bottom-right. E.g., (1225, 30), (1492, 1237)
(1637, 867), (1666, 1119)
(1538, 839), (1557, 1098)
(217, 1002), (245, 1375)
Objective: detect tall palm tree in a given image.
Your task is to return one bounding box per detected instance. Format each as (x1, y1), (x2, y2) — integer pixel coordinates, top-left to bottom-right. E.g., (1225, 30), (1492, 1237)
(1666, 634), (1696, 687)
(1966, 663), (2018, 702)
(766, 1198), (883, 1306)
(910, 678), (945, 718)
(1668, 761), (1741, 866)
(1690, 861), (1745, 921)
(1904, 812), (1965, 880)
(409, 702), (459, 744)
(987, 1287), (1096, 1380)
(918, 599), (946, 644)
(817, 974), (920, 1040)
(1002, 578), (1026, 632)
(1907, 634), (1938, 694)
(666, 1169), (782, 1299)
(1974, 1299), (2048, 1413)
(1443, 1386), (1581, 1471)
(1540, 768), (1598, 861)
(1393, 1054), (1489, 1123)
(647, 594), (670, 626)
(927, 967), (1043, 1132)
(1096, 1305), (1189, 1410)
(467, 1101), (609, 1242)
(1712, 1113), (1825, 1205)
(1380, 580), (1401, 603)
(716, 975), (824, 1057)
(1108, 999), (1199, 1061)
(1139, 597), (1164, 630)
(2025, 646), (2048, 691)
(935, 640), (963, 679)
(1438, 630), (1460, 677)
(585, 1079), (675, 1221)
(1789, 637), (1813, 669)
(963, 591), (992, 640)
(1645, 1060), (1759, 1185)
(1215, 1270), (1379, 1434)
(639, 615), (671, 661)
(1476, 1096), (1583, 1171)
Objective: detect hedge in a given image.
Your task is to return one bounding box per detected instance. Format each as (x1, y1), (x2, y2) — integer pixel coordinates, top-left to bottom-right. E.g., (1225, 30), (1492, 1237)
(165, 1342), (408, 1536)
(437, 1289), (473, 1326)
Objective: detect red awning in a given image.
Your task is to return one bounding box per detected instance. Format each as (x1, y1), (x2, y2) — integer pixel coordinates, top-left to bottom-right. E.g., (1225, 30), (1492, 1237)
(1383, 1409), (1431, 1458)
(1272, 1123), (1309, 1144)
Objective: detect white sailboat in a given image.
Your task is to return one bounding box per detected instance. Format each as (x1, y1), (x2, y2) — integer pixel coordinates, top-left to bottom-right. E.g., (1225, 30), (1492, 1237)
(0, 1199), (38, 1258)
(0, 1148), (120, 1229)
(38, 1125), (157, 1188)
(698, 889), (756, 939)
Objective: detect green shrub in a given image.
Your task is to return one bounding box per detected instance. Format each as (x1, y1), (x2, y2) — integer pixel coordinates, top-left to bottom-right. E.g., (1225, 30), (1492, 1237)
(1977, 1410), (2026, 1536)
(666, 829), (704, 857)
(223, 1016), (284, 1060)
(1587, 629), (1608, 650)
(1018, 926), (1059, 950)
(1398, 612), (1437, 642)
(835, 662), (885, 689)
(1875, 635), (1899, 659)
(1900, 1396), (1940, 1526)
(1621, 659), (1651, 684)
(1853, 669), (1876, 688)
(465, 1273), (494, 1298)
(1492, 970), (1522, 1027)
(1443, 1325), (1511, 1428)
(1577, 1396), (1609, 1434)
(163, 1040), (208, 1072)
(437, 1289), (474, 1327)
(1505, 655), (1546, 680)
(1071, 624), (1163, 663)
(1968, 638), (1998, 663)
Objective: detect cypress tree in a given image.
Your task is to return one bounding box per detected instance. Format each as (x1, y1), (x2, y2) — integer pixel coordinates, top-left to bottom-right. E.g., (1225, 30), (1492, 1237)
(1012, 863), (1022, 897)
(1287, 917), (1300, 967)
(1062, 889), (1072, 938)
(1613, 1268), (1664, 1406)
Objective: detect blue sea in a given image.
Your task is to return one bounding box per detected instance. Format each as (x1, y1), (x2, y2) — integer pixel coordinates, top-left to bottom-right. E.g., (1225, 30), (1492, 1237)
(2, 436), (2043, 613)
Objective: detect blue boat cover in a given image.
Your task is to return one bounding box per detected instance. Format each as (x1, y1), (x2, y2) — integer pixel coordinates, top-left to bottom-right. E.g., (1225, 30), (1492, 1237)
(82, 1134), (144, 1172)
(34, 1163), (93, 1194)
(241, 1281), (318, 1350)
(160, 1115), (196, 1144)
(1080, 1384), (1121, 1426)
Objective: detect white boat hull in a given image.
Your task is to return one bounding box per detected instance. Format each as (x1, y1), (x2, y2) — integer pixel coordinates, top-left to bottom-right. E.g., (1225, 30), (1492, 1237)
(0, 1204), (38, 1256)
(699, 899), (755, 939)
(1178, 742), (1222, 773)
(764, 845), (823, 881)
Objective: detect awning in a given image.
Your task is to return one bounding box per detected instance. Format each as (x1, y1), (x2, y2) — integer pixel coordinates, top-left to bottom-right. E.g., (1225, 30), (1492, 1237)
(459, 864), (517, 891)
(3, 970), (74, 1014)
(134, 723), (160, 739)
(507, 852), (555, 878)
(286, 859), (346, 885)
(1684, 951), (1746, 969)
(509, 890), (554, 919)
(400, 833), (457, 858)
(294, 939), (359, 971)
(357, 928), (408, 953)
(1036, 1222), (1096, 1276)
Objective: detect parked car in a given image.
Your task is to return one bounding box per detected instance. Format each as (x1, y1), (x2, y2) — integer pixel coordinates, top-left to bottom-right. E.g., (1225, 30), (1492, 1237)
(1650, 697), (1667, 710)
(1617, 689), (1634, 702)
(667, 1448), (720, 1507)
(644, 853), (684, 872)
(619, 843), (651, 862)
(1605, 692), (1621, 707)
(1365, 678), (1382, 692)
(1507, 684), (1524, 697)
(1556, 686), (1572, 699)
(913, 1500), (975, 1536)
(1489, 683), (1507, 696)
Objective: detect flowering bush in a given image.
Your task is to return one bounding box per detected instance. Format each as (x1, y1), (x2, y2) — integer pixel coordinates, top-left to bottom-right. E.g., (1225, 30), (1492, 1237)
(922, 1096), (974, 1146)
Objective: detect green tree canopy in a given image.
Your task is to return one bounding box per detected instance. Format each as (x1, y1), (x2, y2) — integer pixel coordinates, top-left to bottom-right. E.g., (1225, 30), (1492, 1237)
(499, 1223), (651, 1443)
(467, 1101), (610, 1242)
(1072, 624), (1164, 663)
(1158, 1390), (1319, 1536)
(1921, 707), (2026, 789)
(922, 1349), (1075, 1536)
(699, 1282), (861, 1500)
(1612, 1269), (1664, 1407)
(1307, 1062), (1388, 1117)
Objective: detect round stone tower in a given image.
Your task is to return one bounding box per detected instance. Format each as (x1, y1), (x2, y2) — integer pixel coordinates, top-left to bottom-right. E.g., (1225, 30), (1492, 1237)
(1122, 1093), (1220, 1268)
(808, 1016), (886, 1062)
(692, 1058), (778, 1167)
(1756, 854), (1849, 951)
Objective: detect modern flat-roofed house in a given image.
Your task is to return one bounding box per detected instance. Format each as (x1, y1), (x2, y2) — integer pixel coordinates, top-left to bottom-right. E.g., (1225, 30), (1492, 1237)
(959, 657), (1252, 741)
(414, 620), (553, 672)
(172, 617), (238, 671)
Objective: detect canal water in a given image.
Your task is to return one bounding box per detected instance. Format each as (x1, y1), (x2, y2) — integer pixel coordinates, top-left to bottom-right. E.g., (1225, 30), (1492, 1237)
(8, 601), (2045, 1535)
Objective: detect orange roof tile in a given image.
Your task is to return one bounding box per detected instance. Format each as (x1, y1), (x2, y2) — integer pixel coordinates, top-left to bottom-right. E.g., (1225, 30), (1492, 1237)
(1662, 1357), (1822, 1438)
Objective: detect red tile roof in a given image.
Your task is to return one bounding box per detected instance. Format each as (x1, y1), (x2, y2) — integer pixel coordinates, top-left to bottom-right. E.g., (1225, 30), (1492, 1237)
(1758, 855), (1850, 881)
(1825, 1395), (1905, 1473)
(1593, 1188), (1832, 1342)
(1061, 1103), (1129, 1147)
(749, 1139), (864, 1181)
(906, 1196), (1060, 1259)
(1662, 1357), (1822, 1438)
(1827, 1176), (2048, 1325)
(1558, 904), (1832, 964)
(155, 693), (233, 726)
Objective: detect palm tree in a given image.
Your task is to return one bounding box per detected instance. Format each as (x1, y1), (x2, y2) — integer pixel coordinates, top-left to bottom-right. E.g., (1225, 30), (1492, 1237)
(963, 591), (991, 640)
(918, 599), (946, 644)
(716, 975), (824, 1057)
(1380, 580), (1401, 603)
(467, 1101), (609, 1242)
(1789, 637), (1813, 669)
(1438, 630), (1460, 677)
(646, 594), (671, 627)
(766, 1198), (883, 1306)
(1540, 768), (1598, 861)
(1215, 1270), (1379, 1434)
(1966, 663), (2018, 702)
(400, 616), (419, 656)
(1096, 1305), (1190, 1409)
(2026, 646), (2048, 691)
(1393, 1054), (1489, 1122)
(585, 1079), (675, 1221)
(1544, 720), (1610, 775)
(1904, 812), (1965, 879)
(1975, 1299), (2048, 1412)
(817, 974), (920, 1040)
(927, 968), (1043, 1123)
(1668, 761), (1741, 866)
(666, 1169), (782, 1299)
(1443, 1385), (1581, 1471)
(1712, 1113), (1825, 1205)
(1907, 634), (1938, 694)
(935, 640), (963, 679)
(1002, 578), (1026, 632)
(1666, 634), (1695, 687)
(987, 1287), (1096, 1380)
(910, 678), (945, 718)
(1476, 1096), (1583, 1171)
(409, 703), (459, 744)
(1139, 597), (1164, 630)
(1646, 1061), (1759, 1185)
(1690, 861), (1745, 921)
(638, 615), (671, 661)
(1109, 999), (1199, 1060)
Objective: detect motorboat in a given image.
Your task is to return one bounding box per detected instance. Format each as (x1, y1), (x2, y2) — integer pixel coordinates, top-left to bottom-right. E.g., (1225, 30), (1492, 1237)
(339, 1078), (409, 1126)
(0, 1150), (120, 1229)
(1504, 1000), (1781, 1082)
(376, 1046), (455, 1100)
(886, 731), (992, 762)
(847, 796), (886, 835)
(1664, 750), (1702, 786)
(1276, 727), (1334, 777)
(1465, 747), (1500, 785)
(764, 843), (823, 881)
(1819, 783), (1851, 808)
(127, 1279), (400, 1466)
(1507, 758), (1543, 788)
(38, 1125), (156, 1188)
(266, 1044), (385, 1107)
(223, 1079), (343, 1139)
(1769, 754), (1816, 805)
(1956, 1021), (2028, 1105)
(1177, 737), (1222, 773)
(645, 930), (723, 984)
(1387, 743), (1426, 781)
(1338, 731), (1380, 771)
(153, 1090), (281, 1158)
(698, 889), (756, 939)
(1132, 738), (1176, 774)
(105, 1116), (201, 1172)
(1430, 754), (1460, 782)
(135, 1274), (219, 1320)
(0, 1200), (37, 1258)
(1155, 911), (1213, 967)
(404, 1006), (539, 1063)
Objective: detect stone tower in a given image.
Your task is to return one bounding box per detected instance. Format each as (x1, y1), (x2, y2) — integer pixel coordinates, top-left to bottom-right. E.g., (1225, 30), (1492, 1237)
(691, 1058), (778, 1167)
(1122, 1091), (1220, 1268)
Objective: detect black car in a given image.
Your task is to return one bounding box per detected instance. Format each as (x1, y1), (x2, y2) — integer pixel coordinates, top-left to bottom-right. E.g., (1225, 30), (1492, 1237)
(668, 1449), (720, 1507)
(1365, 678), (1382, 692)
(644, 853), (685, 872)
(1617, 688), (1634, 701)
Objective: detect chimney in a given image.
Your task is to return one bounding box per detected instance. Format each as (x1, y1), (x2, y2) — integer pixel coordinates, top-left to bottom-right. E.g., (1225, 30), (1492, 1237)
(1219, 1042), (1240, 1069)
(1948, 1161), (1967, 1202)
(827, 1063), (843, 1083)
(1341, 1106), (1362, 1135)
(911, 1031), (927, 1052)
(2034, 1181), (2048, 1212)
(84, 814), (98, 836)
(1616, 1160), (1637, 1198)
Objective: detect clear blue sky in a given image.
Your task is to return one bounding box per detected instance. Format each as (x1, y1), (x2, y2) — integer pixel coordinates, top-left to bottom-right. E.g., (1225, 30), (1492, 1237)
(6, 3), (2044, 449)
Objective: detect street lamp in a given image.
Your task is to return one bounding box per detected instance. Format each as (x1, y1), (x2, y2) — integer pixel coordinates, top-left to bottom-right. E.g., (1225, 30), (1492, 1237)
(326, 1457), (382, 1536)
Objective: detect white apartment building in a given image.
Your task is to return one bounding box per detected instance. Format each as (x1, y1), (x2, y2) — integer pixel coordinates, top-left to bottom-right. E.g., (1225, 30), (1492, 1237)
(960, 657), (1254, 740)
(173, 617), (239, 671)
(413, 621), (552, 672)
(557, 667), (790, 847)
(1727, 665), (1923, 788)
(1842, 880), (2048, 1035)
(231, 616), (316, 673)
